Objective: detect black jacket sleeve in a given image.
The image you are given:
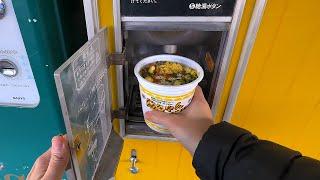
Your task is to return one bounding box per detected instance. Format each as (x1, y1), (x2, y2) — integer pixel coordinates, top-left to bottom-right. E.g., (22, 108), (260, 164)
(192, 122), (320, 180)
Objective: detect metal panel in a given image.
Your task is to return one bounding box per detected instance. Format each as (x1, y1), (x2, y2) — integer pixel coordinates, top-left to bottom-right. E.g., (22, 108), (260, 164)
(123, 21), (230, 31)
(122, 16), (232, 22)
(54, 29), (123, 180)
(211, 0), (247, 116)
(83, 0), (100, 40)
(114, 0), (247, 138)
(94, 130), (124, 179)
(224, 0), (267, 122)
(113, 0), (126, 137)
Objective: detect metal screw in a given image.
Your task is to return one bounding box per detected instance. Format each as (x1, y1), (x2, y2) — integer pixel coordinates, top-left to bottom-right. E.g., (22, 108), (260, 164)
(129, 149), (139, 174)
(0, 162), (4, 171)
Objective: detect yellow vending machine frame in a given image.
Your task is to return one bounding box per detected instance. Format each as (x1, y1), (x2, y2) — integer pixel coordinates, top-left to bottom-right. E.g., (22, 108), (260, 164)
(95, 0), (264, 179)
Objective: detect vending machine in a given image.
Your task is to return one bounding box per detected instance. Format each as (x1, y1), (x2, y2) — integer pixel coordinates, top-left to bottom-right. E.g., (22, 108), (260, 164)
(0, 0), (87, 178)
(52, 0), (247, 179)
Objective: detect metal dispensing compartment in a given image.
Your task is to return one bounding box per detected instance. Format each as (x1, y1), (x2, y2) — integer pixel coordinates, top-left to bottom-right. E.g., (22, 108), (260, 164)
(115, 0), (246, 140)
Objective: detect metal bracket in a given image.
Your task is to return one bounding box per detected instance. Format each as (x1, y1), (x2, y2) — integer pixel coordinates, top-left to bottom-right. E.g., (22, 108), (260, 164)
(112, 108), (126, 120)
(107, 53), (126, 68)
(94, 129), (124, 179)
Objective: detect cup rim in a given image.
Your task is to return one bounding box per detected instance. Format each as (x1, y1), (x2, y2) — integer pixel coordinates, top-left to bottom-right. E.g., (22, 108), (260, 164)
(134, 54), (204, 90)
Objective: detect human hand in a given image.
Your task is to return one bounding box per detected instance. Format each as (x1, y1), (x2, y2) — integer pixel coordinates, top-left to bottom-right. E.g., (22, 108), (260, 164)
(145, 86), (213, 156)
(27, 135), (70, 180)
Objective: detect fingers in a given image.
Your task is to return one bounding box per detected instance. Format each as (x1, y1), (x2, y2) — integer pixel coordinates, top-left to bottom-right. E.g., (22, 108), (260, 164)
(192, 86), (206, 103)
(145, 86), (205, 128)
(42, 136), (70, 180)
(27, 149), (51, 180)
(145, 111), (178, 129)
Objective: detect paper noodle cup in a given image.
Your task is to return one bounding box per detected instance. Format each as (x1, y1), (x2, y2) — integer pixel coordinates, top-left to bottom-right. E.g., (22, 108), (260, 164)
(134, 55), (204, 134)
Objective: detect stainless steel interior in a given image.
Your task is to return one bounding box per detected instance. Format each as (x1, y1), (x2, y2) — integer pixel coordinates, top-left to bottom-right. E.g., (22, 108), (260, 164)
(121, 22), (230, 139)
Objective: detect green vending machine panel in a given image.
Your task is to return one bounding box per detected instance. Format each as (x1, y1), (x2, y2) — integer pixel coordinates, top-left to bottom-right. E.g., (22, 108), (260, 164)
(0, 0), (87, 178)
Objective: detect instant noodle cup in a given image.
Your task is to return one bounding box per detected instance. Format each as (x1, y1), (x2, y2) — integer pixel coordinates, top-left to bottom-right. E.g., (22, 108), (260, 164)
(134, 55), (204, 134)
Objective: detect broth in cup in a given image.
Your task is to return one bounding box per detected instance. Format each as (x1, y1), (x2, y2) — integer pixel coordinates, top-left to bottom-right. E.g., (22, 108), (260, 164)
(139, 61), (198, 86)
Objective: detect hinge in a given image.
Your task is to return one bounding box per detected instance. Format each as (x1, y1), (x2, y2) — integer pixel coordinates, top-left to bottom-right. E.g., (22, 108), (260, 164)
(112, 108), (126, 119)
(107, 53), (126, 68)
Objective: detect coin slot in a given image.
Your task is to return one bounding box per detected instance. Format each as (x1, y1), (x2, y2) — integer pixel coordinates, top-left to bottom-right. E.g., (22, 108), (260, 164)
(0, 59), (18, 77)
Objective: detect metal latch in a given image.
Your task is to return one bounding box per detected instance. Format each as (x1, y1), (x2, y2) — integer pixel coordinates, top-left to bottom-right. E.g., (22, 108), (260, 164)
(107, 53), (126, 68)
(129, 149), (139, 174)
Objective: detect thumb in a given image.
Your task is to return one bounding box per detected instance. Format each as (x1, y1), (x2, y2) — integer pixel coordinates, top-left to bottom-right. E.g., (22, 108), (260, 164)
(145, 111), (178, 129)
(42, 136), (70, 180)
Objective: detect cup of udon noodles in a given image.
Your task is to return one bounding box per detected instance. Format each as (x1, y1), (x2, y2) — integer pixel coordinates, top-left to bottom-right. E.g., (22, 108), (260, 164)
(134, 54), (204, 134)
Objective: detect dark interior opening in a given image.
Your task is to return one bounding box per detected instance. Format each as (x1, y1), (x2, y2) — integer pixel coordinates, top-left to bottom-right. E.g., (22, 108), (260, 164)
(122, 28), (228, 137)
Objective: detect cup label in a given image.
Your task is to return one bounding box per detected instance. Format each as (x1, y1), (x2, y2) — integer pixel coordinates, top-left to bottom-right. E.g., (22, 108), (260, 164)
(139, 85), (194, 114)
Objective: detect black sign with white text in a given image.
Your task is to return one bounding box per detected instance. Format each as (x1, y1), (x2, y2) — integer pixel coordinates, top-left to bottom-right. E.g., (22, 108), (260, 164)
(121, 0), (236, 17)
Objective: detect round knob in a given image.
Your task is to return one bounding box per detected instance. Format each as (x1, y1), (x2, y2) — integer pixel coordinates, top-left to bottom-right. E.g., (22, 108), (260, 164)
(0, 59), (18, 77)
(130, 166), (139, 174)
(0, 0), (6, 19)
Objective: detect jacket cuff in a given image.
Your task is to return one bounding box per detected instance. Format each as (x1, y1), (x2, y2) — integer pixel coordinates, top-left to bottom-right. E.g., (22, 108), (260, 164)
(192, 122), (250, 180)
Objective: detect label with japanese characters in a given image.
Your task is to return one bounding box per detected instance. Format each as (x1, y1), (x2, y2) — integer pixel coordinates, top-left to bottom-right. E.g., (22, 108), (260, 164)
(139, 85), (195, 134)
(121, 0), (236, 17)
